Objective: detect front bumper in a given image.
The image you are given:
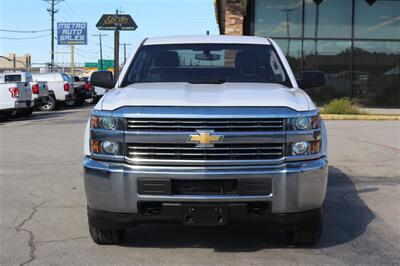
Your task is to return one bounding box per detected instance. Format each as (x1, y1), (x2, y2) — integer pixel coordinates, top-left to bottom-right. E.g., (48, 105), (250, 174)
(83, 157), (328, 215)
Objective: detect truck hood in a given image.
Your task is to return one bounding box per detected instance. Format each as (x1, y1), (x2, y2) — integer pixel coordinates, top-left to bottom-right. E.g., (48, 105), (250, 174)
(100, 82), (313, 111)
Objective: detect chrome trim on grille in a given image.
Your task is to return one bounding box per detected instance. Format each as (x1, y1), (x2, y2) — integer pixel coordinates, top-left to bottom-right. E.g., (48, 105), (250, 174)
(126, 143), (284, 161)
(126, 118), (284, 132)
(125, 131), (285, 144)
(124, 157), (286, 166)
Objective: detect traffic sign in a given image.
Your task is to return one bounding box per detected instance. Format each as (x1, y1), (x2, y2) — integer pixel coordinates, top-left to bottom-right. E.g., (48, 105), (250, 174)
(57, 22), (87, 45)
(96, 14), (137, 31)
(84, 60), (114, 70)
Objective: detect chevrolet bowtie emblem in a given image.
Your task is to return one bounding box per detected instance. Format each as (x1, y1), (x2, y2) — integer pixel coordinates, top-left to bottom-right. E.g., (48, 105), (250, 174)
(188, 130), (223, 148)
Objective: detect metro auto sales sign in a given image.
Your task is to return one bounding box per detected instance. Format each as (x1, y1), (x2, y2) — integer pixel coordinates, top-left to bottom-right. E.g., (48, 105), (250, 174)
(57, 22), (87, 45)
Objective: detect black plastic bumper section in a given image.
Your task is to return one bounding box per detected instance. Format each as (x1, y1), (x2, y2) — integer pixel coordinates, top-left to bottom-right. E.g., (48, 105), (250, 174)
(87, 205), (322, 230)
(137, 178), (272, 196)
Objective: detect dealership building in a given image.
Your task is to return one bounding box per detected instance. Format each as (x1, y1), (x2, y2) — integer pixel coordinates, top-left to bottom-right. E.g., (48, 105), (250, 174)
(215, 0), (400, 107)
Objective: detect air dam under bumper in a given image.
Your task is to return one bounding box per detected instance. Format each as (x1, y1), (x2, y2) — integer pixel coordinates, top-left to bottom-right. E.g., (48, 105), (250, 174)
(83, 157), (328, 215)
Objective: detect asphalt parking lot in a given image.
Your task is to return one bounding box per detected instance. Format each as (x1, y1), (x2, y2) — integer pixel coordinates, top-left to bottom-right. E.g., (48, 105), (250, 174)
(1, 107), (399, 265)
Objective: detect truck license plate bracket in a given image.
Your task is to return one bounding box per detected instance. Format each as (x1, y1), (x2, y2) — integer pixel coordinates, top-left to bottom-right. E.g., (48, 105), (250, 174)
(182, 204), (228, 226)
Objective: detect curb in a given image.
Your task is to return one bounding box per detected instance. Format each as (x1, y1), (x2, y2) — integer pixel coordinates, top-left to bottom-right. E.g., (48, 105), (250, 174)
(321, 114), (400, 120)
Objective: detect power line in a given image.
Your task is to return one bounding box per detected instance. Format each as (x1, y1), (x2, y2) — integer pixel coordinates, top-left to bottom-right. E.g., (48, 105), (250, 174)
(0, 28), (51, 33)
(0, 34), (51, 40)
(74, 47), (99, 54)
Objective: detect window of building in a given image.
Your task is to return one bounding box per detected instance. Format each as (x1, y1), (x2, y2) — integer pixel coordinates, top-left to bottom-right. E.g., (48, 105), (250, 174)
(303, 40), (352, 105)
(251, 0), (400, 107)
(353, 41), (400, 107)
(355, 0), (400, 39)
(254, 0), (302, 38)
(304, 0), (352, 38)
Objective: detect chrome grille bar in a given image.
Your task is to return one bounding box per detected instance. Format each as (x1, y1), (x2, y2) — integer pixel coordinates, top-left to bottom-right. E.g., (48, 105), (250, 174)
(126, 143), (284, 161)
(126, 118), (284, 132)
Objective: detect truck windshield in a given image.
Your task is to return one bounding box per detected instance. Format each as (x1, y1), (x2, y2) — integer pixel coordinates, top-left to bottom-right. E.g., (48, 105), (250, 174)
(124, 44), (290, 86)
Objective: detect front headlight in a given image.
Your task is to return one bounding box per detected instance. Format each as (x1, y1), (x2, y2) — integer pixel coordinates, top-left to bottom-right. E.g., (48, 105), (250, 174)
(91, 116), (121, 130)
(290, 140), (321, 155)
(295, 117), (311, 130)
(288, 115), (320, 130)
(101, 141), (120, 155)
(100, 117), (117, 130)
(292, 141), (310, 155)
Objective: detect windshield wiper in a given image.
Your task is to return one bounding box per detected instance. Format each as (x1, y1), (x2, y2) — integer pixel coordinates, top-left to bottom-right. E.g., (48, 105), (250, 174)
(188, 79), (227, 84)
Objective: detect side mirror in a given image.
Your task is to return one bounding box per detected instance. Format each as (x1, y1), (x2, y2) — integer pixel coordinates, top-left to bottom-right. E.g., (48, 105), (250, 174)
(297, 71), (326, 89)
(90, 71), (116, 89)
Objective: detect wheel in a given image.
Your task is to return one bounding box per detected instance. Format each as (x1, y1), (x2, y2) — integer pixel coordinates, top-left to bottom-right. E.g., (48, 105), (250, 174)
(286, 215), (323, 246)
(39, 95), (57, 111)
(89, 226), (126, 245)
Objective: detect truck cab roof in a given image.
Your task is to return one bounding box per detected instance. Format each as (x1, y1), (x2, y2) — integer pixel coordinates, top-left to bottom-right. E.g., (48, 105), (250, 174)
(143, 35), (271, 46)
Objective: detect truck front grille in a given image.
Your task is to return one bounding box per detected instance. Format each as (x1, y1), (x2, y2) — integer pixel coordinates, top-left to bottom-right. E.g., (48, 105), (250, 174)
(126, 118), (284, 132)
(126, 143), (284, 161)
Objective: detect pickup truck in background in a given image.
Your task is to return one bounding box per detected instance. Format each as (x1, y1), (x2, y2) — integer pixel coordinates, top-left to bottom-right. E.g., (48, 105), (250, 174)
(65, 75), (95, 106)
(32, 72), (74, 111)
(0, 73), (33, 120)
(0, 72), (50, 115)
(84, 35), (328, 246)
(81, 76), (106, 104)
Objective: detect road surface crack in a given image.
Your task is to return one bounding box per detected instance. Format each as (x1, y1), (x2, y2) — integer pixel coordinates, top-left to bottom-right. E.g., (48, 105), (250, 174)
(15, 201), (47, 266)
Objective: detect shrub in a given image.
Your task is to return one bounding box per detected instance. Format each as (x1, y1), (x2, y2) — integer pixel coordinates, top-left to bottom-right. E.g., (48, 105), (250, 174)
(321, 98), (364, 115)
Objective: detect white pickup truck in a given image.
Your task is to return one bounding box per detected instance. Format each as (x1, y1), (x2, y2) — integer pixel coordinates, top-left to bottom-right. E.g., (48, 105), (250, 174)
(32, 72), (74, 111)
(0, 73), (33, 120)
(84, 35), (328, 246)
(0, 72), (50, 115)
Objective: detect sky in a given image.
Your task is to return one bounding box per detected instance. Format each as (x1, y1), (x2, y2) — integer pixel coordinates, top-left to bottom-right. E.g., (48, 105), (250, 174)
(0, 0), (220, 65)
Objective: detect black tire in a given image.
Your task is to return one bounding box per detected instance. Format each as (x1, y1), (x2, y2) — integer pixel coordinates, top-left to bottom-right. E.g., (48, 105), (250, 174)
(39, 95), (57, 111)
(286, 216), (323, 246)
(89, 226), (126, 245)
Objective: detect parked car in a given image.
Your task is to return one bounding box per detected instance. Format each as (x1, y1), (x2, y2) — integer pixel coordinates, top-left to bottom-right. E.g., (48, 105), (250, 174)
(0, 72), (50, 115)
(65, 75), (95, 106)
(0, 73), (33, 120)
(84, 35), (328, 246)
(31, 72), (74, 111)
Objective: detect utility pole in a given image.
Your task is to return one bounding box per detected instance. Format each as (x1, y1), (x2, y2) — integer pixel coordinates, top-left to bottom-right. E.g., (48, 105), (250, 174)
(93, 33), (107, 70)
(70, 45), (74, 75)
(44, 0), (63, 72)
(114, 9), (120, 79)
(119, 43), (131, 64)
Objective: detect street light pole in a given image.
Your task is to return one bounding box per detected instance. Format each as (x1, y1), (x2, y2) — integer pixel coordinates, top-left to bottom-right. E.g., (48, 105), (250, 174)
(114, 9), (120, 79)
(282, 8), (293, 56)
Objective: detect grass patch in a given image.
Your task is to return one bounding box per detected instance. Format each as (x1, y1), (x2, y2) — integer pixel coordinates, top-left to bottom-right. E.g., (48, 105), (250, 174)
(321, 98), (366, 115)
